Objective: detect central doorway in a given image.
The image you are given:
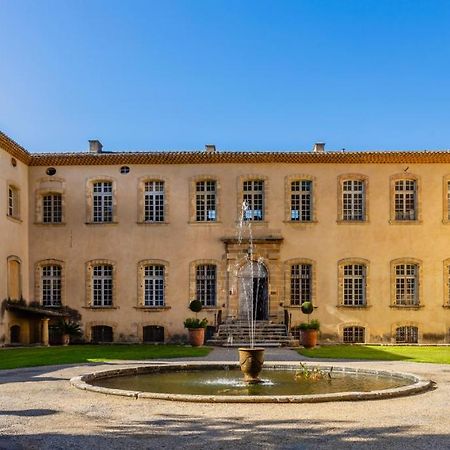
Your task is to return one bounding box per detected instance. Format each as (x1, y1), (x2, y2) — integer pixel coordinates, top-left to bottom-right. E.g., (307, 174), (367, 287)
(238, 261), (268, 321)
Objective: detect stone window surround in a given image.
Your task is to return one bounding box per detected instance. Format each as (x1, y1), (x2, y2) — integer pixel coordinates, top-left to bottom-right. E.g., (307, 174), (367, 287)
(391, 321), (421, 343)
(390, 258), (423, 308)
(7, 255), (22, 300)
(137, 175), (170, 224)
(137, 321), (166, 342)
(337, 174), (369, 223)
(34, 177), (66, 224)
(284, 174), (317, 224)
(85, 259), (117, 308)
(189, 175), (221, 223)
(236, 174), (269, 224)
(6, 181), (20, 221)
(442, 174), (450, 224)
(337, 258), (370, 307)
(283, 258), (316, 307)
(85, 176), (118, 224)
(444, 258), (450, 307)
(136, 259), (170, 308)
(189, 259), (223, 309)
(338, 322), (369, 343)
(85, 321), (118, 342)
(34, 259), (65, 306)
(389, 173), (422, 224)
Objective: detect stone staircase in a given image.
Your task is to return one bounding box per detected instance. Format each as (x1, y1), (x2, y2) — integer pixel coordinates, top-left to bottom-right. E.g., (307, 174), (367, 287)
(207, 321), (299, 347)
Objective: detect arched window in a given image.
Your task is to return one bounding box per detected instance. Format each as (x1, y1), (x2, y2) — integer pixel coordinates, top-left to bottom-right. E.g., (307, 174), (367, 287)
(7, 256), (21, 300)
(396, 326), (418, 343)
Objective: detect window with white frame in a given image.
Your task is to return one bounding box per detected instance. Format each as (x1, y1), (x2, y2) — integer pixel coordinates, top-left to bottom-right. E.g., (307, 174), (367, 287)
(447, 181), (450, 220)
(343, 326), (365, 343)
(144, 181), (164, 222)
(290, 181), (312, 221)
(343, 264), (366, 306)
(93, 182), (113, 223)
(396, 326), (418, 343)
(196, 264), (216, 306)
(196, 180), (216, 221)
(395, 263), (419, 305)
(144, 265), (165, 306)
(342, 180), (364, 221)
(92, 265), (113, 306)
(7, 186), (19, 218)
(43, 194), (62, 223)
(42, 265), (62, 306)
(243, 180), (264, 221)
(394, 180), (417, 220)
(290, 264), (312, 305)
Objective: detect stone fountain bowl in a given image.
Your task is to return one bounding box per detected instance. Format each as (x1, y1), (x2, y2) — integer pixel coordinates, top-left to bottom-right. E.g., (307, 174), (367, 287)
(70, 362), (433, 403)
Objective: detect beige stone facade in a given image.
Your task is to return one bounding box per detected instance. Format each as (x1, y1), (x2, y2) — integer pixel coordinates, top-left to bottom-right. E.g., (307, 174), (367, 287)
(1, 131), (450, 345)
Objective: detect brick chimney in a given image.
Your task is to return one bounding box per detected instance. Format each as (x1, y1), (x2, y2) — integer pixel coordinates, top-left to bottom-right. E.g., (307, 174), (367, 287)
(313, 142), (325, 153)
(205, 144), (216, 153)
(89, 140), (103, 153)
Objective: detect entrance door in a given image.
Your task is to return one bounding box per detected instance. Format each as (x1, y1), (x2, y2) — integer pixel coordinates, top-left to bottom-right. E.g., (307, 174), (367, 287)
(238, 261), (269, 321)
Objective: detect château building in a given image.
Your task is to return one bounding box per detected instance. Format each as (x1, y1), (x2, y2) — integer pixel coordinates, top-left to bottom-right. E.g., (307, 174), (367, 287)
(1, 130), (450, 346)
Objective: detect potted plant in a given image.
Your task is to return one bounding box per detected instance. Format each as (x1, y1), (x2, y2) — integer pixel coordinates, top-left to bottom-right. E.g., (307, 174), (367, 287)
(58, 319), (82, 346)
(299, 301), (320, 348)
(184, 299), (208, 347)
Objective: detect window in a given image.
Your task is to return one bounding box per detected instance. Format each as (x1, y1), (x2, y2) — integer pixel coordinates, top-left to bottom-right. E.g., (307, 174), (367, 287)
(42, 265), (62, 306)
(394, 180), (417, 221)
(7, 256), (21, 300)
(447, 181), (450, 220)
(343, 264), (366, 306)
(144, 265), (165, 306)
(196, 264), (216, 306)
(396, 326), (418, 343)
(7, 186), (19, 219)
(92, 265), (113, 306)
(91, 325), (113, 343)
(343, 326), (365, 343)
(394, 263), (419, 306)
(342, 180), (365, 221)
(143, 325), (164, 343)
(93, 181), (113, 223)
(43, 194), (62, 223)
(444, 259), (450, 306)
(144, 181), (164, 222)
(243, 180), (264, 221)
(290, 181), (312, 221)
(196, 180), (217, 221)
(290, 264), (312, 305)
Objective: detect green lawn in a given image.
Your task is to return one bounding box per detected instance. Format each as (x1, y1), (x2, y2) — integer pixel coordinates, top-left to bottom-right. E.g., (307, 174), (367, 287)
(0, 345), (211, 370)
(298, 345), (450, 364)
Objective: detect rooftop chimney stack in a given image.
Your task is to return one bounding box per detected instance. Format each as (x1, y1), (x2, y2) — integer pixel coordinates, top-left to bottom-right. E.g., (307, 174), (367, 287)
(89, 140), (103, 153)
(313, 142), (325, 153)
(205, 144), (216, 153)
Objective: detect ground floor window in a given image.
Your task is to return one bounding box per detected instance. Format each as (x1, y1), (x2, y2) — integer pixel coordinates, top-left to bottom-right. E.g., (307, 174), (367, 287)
(396, 326), (418, 343)
(10, 325), (20, 344)
(91, 325), (113, 343)
(143, 325), (164, 343)
(343, 326), (365, 343)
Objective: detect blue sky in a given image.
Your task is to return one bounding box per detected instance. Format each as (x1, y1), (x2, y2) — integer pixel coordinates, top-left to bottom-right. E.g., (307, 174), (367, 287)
(1, 0), (450, 152)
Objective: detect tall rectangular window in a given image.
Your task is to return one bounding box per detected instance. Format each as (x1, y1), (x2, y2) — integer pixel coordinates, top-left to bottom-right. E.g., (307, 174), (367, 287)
(144, 265), (165, 306)
(447, 181), (450, 220)
(42, 265), (62, 306)
(196, 181), (216, 221)
(92, 265), (113, 306)
(395, 180), (417, 220)
(343, 264), (366, 306)
(243, 180), (264, 221)
(395, 264), (418, 305)
(43, 194), (62, 223)
(8, 186), (19, 218)
(196, 265), (216, 306)
(290, 264), (312, 305)
(290, 181), (312, 221)
(93, 182), (113, 223)
(342, 180), (364, 221)
(144, 181), (164, 222)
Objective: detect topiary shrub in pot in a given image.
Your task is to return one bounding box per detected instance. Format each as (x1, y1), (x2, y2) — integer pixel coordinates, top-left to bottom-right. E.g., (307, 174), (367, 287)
(184, 300), (208, 347)
(299, 301), (320, 348)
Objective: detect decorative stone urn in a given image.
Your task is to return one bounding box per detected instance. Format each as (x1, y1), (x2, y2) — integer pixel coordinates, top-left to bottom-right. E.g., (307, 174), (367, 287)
(238, 347), (265, 383)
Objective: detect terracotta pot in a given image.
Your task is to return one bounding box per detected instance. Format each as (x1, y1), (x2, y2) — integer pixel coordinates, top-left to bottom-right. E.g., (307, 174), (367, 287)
(301, 329), (318, 348)
(62, 334), (70, 346)
(188, 328), (205, 347)
(238, 347), (265, 383)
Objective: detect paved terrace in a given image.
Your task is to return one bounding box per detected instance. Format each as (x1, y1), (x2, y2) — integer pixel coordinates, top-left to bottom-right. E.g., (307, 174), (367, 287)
(0, 347), (449, 449)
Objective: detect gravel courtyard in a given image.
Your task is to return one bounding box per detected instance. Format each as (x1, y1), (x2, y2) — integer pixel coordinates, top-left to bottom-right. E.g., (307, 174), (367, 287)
(0, 348), (449, 449)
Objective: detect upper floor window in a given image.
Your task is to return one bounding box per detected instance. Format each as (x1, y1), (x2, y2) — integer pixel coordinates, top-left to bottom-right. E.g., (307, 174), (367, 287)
(447, 181), (450, 220)
(93, 181), (113, 223)
(343, 326), (365, 343)
(396, 326), (418, 343)
(290, 263), (312, 305)
(290, 181), (312, 221)
(394, 179), (417, 221)
(92, 264), (113, 306)
(42, 265), (62, 306)
(196, 264), (216, 306)
(144, 181), (164, 222)
(7, 185), (19, 219)
(196, 180), (217, 221)
(43, 194), (62, 223)
(342, 180), (365, 221)
(343, 264), (366, 306)
(144, 265), (165, 307)
(394, 263), (419, 306)
(243, 180), (264, 221)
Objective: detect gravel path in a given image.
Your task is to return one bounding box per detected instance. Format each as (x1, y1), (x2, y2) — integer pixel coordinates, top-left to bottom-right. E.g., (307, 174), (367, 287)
(0, 347), (449, 449)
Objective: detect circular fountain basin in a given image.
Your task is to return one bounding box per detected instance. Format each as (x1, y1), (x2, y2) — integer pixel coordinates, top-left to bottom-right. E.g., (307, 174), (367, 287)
(71, 362), (432, 403)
